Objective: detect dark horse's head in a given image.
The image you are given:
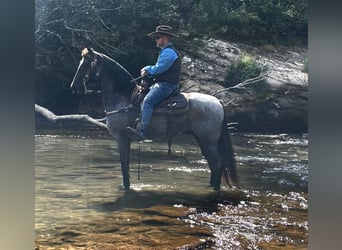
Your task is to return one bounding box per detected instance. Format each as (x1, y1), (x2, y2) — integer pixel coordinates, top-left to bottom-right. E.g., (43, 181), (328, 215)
(70, 47), (135, 95)
(70, 47), (103, 94)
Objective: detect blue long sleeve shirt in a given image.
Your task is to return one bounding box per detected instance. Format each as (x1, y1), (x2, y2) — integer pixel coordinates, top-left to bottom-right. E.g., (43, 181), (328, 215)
(143, 42), (178, 77)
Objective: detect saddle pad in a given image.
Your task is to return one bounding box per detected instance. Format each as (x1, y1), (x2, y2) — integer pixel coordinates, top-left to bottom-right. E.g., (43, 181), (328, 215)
(154, 92), (189, 114)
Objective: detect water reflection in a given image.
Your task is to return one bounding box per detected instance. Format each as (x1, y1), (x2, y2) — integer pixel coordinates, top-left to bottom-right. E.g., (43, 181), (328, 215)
(35, 132), (308, 249)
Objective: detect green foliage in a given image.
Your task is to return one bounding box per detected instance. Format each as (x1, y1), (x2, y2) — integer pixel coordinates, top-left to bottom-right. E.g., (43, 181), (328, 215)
(183, 0), (307, 45)
(223, 55), (266, 88)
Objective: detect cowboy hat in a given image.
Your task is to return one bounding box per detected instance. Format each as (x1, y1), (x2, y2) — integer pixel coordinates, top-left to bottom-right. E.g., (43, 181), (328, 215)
(147, 25), (179, 38)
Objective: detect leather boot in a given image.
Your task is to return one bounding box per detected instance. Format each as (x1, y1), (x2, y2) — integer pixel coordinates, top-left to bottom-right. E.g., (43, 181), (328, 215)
(125, 122), (145, 141)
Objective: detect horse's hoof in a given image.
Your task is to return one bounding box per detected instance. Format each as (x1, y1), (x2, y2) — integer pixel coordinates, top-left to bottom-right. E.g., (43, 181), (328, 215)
(118, 185), (130, 190)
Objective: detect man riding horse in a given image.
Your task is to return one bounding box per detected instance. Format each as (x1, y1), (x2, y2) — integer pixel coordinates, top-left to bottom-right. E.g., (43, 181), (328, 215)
(125, 25), (181, 140)
(70, 26), (240, 190)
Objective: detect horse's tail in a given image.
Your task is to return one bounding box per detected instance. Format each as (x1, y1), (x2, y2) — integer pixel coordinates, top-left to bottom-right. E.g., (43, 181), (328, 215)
(219, 112), (240, 188)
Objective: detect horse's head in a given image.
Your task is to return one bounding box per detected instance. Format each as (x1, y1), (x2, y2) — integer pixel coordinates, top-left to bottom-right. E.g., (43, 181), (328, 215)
(70, 47), (102, 94)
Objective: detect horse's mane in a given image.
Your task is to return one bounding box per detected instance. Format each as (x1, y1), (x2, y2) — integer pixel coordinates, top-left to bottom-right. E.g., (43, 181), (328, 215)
(95, 51), (135, 88)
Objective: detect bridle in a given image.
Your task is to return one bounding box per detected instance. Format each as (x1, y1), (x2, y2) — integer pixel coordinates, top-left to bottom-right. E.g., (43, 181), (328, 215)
(77, 49), (140, 116)
(82, 53), (101, 94)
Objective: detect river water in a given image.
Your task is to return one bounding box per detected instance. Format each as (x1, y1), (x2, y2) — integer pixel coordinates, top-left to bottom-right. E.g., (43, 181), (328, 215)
(35, 132), (308, 249)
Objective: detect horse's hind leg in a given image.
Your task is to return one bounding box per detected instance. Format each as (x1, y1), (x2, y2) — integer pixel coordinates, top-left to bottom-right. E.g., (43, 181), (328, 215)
(197, 140), (222, 190)
(205, 145), (222, 190)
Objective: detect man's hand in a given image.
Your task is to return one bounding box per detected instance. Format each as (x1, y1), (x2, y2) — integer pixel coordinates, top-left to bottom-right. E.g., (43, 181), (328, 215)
(140, 69), (148, 77)
(139, 79), (149, 88)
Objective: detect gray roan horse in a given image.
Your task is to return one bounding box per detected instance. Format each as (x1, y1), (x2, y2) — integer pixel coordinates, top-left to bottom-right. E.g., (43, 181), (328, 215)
(70, 47), (240, 190)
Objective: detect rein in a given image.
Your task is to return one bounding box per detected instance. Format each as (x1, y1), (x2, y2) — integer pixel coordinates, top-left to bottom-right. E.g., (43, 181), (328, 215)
(106, 76), (146, 115)
(130, 75), (144, 83)
(105, 104), (135, 115)
(105, 84), (143, 116)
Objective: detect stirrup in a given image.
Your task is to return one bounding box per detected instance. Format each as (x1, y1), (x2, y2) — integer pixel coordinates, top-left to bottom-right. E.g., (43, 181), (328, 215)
(125, 127), (145, 141)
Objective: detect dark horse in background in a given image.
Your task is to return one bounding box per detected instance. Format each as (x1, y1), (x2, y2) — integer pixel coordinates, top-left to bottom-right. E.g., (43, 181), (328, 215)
(70, 47), (240, 190)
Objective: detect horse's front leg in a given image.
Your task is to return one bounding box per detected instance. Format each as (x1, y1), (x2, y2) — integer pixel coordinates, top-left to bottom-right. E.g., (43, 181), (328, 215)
(117, 133), (131, 190)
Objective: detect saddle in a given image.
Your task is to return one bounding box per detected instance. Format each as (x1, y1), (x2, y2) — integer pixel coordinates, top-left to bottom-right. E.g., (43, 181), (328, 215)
(131, 85), (189, 114)
(154, 92), (189, 114)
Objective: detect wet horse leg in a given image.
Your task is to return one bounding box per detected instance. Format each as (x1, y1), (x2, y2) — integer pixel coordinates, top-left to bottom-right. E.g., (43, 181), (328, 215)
(117, 134), (131, 189)
(168, 137), (172, 156)
(197, 139), (222, 190)
(205, 145), (222, 190)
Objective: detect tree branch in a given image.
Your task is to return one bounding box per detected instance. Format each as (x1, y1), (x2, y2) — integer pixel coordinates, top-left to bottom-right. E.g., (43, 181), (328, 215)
(94, 7), (123, 12)
(223, 98), (238, 106)
(44, 30), (66, 44)
(35, 104), (108, 130)
(63, 22), (95, 34)
(212, 71), (268, 97)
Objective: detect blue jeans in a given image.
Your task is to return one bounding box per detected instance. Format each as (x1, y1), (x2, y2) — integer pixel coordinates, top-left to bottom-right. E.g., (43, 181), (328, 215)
(140, 81), (179, 132)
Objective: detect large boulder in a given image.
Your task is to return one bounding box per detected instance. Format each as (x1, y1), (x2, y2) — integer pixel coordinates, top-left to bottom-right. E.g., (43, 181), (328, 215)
(179, 39), (308, 133)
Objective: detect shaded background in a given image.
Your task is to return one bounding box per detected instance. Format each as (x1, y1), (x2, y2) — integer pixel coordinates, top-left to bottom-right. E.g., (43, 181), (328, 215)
(34, 0), (308, 115)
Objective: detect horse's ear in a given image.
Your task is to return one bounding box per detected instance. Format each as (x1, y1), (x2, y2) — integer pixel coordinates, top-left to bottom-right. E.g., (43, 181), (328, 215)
(81, 47), (95, 57)
(81, 47), (89, 57)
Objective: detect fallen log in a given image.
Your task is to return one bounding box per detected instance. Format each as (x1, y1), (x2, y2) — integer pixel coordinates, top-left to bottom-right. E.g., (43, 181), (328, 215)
(35, 104), (108, 130)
